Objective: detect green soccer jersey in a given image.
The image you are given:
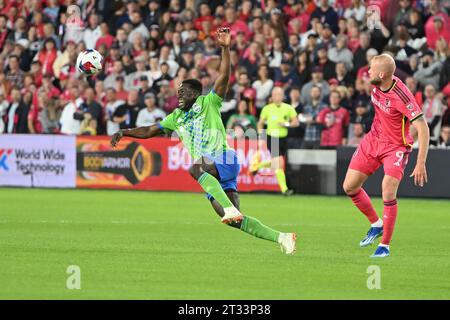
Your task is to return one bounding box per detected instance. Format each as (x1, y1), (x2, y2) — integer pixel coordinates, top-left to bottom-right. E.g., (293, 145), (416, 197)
(159, 91), (230, 160)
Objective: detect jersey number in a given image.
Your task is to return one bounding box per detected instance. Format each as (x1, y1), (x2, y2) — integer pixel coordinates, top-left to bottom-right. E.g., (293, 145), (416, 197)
(394, 151), (404, 167)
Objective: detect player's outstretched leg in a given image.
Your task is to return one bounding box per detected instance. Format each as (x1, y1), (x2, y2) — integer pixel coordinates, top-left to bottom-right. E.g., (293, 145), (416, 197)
(210, 191), (296, 255)
(371, 175), (400, 258)
(343, 169), (383, 247)
(190, 158), (243, 224)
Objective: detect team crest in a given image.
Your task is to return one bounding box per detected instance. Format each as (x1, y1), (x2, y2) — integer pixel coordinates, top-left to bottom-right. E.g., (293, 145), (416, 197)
(192, 103), (201, 113)
(385, 99), (391, 107)
(406, 103), (413, 110)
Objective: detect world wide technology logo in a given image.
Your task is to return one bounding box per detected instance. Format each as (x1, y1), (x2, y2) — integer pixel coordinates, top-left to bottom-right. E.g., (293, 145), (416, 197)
(0, 148), (12, 171)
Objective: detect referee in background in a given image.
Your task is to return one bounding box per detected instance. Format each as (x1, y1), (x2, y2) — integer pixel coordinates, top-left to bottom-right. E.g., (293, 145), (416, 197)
(251, 86), (299, 195)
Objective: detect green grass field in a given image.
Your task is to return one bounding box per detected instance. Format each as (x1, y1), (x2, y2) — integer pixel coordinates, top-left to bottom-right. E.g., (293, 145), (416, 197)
(1, 187), (449, 299)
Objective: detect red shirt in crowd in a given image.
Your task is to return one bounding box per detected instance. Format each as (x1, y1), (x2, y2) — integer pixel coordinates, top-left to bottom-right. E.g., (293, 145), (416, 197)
(38, 49), (58, 76)
(27, 104), (43, 134)
(96, 34), (115, 50)
(317, 106), (350, 147)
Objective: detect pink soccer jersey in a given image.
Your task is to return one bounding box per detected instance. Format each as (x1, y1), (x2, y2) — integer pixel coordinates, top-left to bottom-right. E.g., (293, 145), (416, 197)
(369, 76), (423, 146)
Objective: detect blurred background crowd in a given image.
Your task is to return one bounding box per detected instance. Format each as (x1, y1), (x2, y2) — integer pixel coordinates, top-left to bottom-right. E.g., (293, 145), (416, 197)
(0, 0), (449, 149)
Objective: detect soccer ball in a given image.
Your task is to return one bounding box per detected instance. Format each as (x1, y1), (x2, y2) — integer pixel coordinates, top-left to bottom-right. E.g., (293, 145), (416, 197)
(76, 49), (103, 75)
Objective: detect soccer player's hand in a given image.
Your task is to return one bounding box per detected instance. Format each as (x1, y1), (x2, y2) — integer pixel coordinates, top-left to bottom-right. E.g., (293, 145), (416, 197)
(410, 162), (428, 187)
(110, 130), (124, 148)
(216, 27), (231, 47)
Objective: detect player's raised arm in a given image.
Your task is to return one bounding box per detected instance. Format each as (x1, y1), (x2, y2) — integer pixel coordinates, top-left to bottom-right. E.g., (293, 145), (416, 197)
(214, 27), (231, 98)
(410, 116), (429, 187)
(110, 124), (164, 148)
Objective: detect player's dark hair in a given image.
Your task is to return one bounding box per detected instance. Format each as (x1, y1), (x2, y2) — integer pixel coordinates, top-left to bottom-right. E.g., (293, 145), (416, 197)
(183, 79), (202, 95)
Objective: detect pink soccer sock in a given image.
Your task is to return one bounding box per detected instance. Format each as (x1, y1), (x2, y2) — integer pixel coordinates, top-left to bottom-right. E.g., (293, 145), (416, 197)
(349, 188), (379, 224)
(381, 199), (398, 245)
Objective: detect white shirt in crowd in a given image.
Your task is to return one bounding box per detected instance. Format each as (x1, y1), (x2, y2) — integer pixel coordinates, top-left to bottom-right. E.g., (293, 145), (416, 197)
(60, 98), (84, 135)
(422, 98), (444, 139)
(83, 26), (101, 49)
(6, 102), (19, 133)
(106, 99), (125, 135)
(136, 107), (166, 127)
(252, 79), (274, 109)
(128, 23), (150, 43)
(125, 71), (153, 91)
(343, 5), (366, 22)
(0, 99), (9, 133)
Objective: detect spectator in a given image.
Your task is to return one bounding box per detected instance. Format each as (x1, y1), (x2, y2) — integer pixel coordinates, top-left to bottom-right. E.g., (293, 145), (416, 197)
(351, 100), (373, 134)
(83, 13), (101, 49)
(40, 96), (62, 134)
(59, 87), (84, 135)
(343, 0), (366, 22)
(152, 62), (174, 94)
(158, 80), (178, 114)
(357, 48), (378, 81)
(79, 87), (103, 134)
(287, 86), (304, 147)
(274, 59), (300, 89)
(226, 99), (257, 136)
(335, 62), (353, 86)
(104, 61), (126, 89)
(125, 56), (153, 91)
(436, 125), (450, 149)
(328, 35), (353, 71)
(413, 50), (443, 89)
(317, 90), (350, 148)
(299, 86), (327, 149)
(425, 15), (450, 50)
(0, 92), (9, 133)
(95, 22), (115, 50)
(4, 87), (29, 134)
(252, 64), (274, 112)
(5, 55), (24, 88)
(80, 113), (97, 136)
(37, 38), (59, 77)
(136, 92), (166, 127)
(104, 88), (125, 136)
(393, 0), (413, 29)
(314, 44), (336, 80)
(115, 28), (133, 56)
(28, 92), (47, 134)
(301, 67), (330, 106)
(347, 123), (365, 146)
(128, 11), (150, 43)
(422, 84), (445, 142)
(113, 90), (142, 130)
(113, 76), (129, 102)
(353, 32), (371, 73)
(310, 0), (339, 34)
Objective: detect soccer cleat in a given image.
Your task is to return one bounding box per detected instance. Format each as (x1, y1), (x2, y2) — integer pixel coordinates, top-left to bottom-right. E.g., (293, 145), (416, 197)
(221, 207), (243, 224)
(371, 245), (390, 258)
(249, 151), (261, 176)
(359, 226), (383, 247)
(278, 233), (297, 255)
(283, 189), (294, 196)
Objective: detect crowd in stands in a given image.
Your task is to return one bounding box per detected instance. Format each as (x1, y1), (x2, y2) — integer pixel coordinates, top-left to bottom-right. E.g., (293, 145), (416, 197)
(0, 0), (450, 149)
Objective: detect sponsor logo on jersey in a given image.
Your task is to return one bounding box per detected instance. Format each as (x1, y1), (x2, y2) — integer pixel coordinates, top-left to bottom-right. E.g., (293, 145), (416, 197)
(371, 94), (391, 113)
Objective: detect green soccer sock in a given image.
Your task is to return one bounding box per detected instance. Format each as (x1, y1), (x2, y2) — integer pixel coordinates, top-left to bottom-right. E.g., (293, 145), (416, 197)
(198, 172), (234, 208)
(240, 216), (280, 243)
(257, 160), (272, 170)
(275, 169), (288, 193)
